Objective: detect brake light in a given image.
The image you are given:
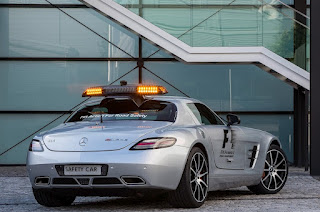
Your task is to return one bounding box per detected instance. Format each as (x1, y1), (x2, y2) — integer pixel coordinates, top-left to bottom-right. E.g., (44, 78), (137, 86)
(130, 137), (176, 150)
(29, 139), (44, 152)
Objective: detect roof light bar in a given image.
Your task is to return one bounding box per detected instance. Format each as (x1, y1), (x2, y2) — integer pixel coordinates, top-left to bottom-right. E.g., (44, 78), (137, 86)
(84, 87), (103, 96)
(137, 86), (167, 95)
(82, 84), (167, 97)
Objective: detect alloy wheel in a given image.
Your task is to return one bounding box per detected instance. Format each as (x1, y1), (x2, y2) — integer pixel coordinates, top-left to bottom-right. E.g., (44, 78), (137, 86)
(261, 149), (287, 191)
(190, 152), (209, 202)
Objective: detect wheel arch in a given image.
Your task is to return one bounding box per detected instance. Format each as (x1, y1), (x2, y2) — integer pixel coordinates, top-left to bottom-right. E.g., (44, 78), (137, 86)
(174, 141), (211, 191)
(269, 139), (282, 149)
(192, 142), (209, 162)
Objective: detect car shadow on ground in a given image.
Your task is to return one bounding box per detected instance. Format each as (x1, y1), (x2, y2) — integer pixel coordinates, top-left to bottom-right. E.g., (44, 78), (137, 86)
(67, 189), (254, 210)
(207, 190), (254, 200)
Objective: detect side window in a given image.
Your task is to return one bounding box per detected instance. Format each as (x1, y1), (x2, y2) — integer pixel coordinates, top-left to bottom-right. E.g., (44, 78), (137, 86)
(187, 103), (224, 125)
(187, 103), (202, 123)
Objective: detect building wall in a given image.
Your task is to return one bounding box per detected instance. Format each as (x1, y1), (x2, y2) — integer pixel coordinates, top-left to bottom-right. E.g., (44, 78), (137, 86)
(0, 0), (306, 164)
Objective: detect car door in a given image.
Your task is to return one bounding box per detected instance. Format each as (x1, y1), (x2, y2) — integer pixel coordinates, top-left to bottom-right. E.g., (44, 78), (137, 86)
(187, 103), (245, 170)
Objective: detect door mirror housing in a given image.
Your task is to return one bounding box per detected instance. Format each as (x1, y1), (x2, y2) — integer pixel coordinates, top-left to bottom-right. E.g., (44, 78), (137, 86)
(226, 114), (240, 126)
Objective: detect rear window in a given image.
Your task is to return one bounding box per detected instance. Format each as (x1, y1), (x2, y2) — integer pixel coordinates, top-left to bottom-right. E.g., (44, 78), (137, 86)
(67, 99), (177, 123)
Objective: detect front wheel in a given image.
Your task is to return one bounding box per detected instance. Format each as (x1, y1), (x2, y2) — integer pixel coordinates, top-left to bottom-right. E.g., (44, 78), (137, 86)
(248, 144), (288, 194)
(168, 147), (209, 208)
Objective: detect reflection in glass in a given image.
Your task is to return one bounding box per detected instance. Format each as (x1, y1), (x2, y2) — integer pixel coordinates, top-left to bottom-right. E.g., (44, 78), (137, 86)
(0, 61), (138, 111)
(0, 8), (139, 58)
(143, 62), (293, 112)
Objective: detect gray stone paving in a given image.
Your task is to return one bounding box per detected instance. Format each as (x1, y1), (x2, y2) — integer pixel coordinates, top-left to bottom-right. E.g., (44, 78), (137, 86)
(0, 167), (319, 211)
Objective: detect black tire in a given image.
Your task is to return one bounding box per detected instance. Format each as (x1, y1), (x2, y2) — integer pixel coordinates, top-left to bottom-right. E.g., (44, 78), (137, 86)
(248, 144), (288, 194)
(33, 189), (76, 207)
(168, 147), (209, 208)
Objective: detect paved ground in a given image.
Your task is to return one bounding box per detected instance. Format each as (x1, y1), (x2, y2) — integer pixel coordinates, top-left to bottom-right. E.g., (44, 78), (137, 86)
(0, 166), (319, 212)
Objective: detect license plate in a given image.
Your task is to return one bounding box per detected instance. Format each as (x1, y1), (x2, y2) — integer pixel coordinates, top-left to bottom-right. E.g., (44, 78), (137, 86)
(64, 165), (102, 176)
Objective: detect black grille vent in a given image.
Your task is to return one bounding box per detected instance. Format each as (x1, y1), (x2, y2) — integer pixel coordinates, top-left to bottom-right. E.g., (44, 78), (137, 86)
(77, 178), (90, 185)
(52, 178), (77, 185)
(92, 178), (122, 185)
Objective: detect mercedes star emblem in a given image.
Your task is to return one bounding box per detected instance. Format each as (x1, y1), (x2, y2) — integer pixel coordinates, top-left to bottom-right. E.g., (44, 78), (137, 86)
(79, 137), (88, 146)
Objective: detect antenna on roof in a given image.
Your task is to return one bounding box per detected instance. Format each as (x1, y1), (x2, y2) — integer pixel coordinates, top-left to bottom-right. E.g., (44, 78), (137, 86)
(120, 80), (127, 86)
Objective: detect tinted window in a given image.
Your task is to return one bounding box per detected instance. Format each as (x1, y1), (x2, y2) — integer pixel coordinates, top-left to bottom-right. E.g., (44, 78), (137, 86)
(68, 99), (177, 122)
(187, 103), (224, 125)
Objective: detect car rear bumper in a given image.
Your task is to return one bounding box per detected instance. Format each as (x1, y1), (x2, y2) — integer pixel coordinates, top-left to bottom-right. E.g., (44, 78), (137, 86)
(27, 145), (190, 191)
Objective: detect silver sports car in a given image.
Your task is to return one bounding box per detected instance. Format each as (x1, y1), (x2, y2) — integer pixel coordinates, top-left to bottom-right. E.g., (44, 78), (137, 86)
(27, 83), (288, 208)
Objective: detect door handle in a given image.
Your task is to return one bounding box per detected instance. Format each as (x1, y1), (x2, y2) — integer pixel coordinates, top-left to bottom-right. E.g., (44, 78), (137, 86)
(227, 158), (234, 163)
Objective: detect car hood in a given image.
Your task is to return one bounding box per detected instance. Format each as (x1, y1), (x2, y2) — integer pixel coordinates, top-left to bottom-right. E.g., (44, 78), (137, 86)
(42, 121), (172, 152)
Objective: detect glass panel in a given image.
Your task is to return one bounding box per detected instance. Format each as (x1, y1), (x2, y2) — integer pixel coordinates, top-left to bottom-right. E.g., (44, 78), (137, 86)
(261, 7), (295, 59)
(61, 8), (139, 57)
(218, 114), (294, 163)
(114, 0), (309, 71)
(142, 7), (191, 39)
(0, 8), (138, 58)
(142, 67), (186, 98)
(180, 6), (264, 48)
(142, 40), (173, 58)
(143, 62), (293, 111)
(113, 0), (139, 5)
(132, 0), (294, 5)
(0, 61), (138, 111)
(0, 113), (69, 165)
(0, 0), (83, 4)
(306, 8), (310, 72)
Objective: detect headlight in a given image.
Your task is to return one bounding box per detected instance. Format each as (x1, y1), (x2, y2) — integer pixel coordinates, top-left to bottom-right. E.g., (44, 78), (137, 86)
(29, 139), (44, 152)
(130, 137), (176, 150)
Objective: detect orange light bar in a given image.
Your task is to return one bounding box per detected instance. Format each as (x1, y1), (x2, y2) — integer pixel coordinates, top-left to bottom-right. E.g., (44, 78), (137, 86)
(82, 84), (168, 97)
(85, 87), (103, 96)
(137, 86), (167, 95)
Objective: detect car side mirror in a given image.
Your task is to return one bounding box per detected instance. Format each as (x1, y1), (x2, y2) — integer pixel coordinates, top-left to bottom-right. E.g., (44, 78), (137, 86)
(226, 114), (240, 126)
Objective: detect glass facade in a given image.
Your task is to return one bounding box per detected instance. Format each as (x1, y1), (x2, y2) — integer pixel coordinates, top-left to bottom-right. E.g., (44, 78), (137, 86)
(0, 7), (139, 58)
(0, 61), (138, 111)
(0, 0), (309, 164)
(115, 0), (309, 70)
(142, 63), (293, 111)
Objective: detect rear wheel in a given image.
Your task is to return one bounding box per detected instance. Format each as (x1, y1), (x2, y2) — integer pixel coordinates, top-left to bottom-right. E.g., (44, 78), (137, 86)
(168, 147), (209, 208)
(33, 189), (76, 207)
(248, 145), (288, 194)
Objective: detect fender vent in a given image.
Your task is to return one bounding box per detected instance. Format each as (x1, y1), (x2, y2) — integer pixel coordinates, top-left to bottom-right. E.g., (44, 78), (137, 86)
(248, 145), (258, 168)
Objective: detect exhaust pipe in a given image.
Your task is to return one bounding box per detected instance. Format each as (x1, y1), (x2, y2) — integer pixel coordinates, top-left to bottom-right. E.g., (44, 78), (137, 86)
(121, 176), (145, 185)
(35, 177), (50, 185)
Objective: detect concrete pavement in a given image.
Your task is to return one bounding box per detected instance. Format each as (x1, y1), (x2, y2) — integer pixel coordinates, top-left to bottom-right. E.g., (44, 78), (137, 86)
(0, 166), (319, 211)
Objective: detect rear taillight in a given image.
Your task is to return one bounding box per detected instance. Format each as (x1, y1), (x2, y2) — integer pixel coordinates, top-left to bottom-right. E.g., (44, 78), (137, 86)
(29, 139), (44, 152)
(130, 137), (176, 150)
